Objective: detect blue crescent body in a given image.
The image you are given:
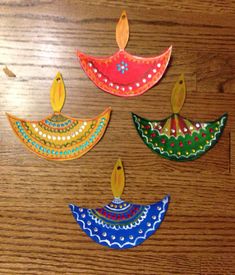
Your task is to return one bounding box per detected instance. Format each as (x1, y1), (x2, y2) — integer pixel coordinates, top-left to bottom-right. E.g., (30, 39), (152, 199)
(69, 195), (170, 249)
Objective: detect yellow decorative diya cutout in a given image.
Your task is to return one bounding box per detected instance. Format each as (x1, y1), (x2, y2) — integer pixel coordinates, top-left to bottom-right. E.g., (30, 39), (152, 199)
(6, 73), (111, 161)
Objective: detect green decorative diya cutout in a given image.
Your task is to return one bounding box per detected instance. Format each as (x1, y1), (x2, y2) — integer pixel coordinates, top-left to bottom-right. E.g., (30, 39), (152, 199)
(132, 74), (228, 161)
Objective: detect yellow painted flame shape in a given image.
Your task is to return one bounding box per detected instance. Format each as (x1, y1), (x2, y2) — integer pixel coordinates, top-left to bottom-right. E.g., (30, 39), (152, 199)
(50, 72), (66, 113)
(111, 159), (125, 198)
(171, 74), (186, 114)
(116, 10), (129, 50)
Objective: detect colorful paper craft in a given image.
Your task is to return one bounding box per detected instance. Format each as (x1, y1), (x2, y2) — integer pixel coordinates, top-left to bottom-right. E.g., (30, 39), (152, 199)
(132, 74), (227, 161)
(69, 159), (170, 249)
(7, 72), (111, 161)
(77, 11), (172, 97)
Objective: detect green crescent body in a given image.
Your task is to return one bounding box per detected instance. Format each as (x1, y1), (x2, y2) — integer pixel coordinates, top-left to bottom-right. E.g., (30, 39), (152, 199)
(132, 113), (227, 161)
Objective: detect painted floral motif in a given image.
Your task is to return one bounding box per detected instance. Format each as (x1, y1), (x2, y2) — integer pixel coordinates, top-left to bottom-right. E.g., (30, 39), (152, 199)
(116, 61), (128, 74)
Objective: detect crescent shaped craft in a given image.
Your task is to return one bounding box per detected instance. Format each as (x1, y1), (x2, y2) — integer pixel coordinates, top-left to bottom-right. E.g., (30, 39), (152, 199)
(132, 74), (228, 161)
(6, 73), (111, 161)
(69, 159), (170, 249)
(77, 11), (172, 97)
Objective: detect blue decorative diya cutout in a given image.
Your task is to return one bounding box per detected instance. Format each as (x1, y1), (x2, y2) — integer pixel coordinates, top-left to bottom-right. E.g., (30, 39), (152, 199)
(69, 159), (170, 249)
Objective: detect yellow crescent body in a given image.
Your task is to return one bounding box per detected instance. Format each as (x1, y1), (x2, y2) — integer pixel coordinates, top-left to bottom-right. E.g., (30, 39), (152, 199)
(7, 72), (111, 161)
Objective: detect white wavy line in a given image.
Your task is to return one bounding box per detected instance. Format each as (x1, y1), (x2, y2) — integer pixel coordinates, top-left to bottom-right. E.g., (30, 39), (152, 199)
(134, 115), (226, 159)
(70, 196), (169, 249)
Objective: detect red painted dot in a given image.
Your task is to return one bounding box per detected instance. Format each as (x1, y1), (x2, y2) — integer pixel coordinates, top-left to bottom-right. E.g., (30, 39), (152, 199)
(161, 139), (166, 144)
(170, 142), (175, 147)
(194, 136), (199, 141)
(179, 141), (183, 147)
(202, 133), (206, 137)
(188, 140), (192, 145)
(145, 125), (150, 129)
(209, 128), (213, 133)
(151, 133), (156, 137)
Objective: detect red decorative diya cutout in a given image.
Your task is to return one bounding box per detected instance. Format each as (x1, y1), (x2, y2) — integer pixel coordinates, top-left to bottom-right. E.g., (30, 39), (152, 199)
(77, 11), (172, 97)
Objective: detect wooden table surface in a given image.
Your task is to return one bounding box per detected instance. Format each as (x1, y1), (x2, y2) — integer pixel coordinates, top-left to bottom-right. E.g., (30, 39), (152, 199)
(0, 0), (235, 274)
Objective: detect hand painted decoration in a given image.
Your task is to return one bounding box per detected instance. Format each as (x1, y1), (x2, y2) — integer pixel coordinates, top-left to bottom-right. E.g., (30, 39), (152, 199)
(69, 159), (170, 249)
(7, 73), (111, 161)
(77, 11), (172, 97)
(132, 74), (228, 161)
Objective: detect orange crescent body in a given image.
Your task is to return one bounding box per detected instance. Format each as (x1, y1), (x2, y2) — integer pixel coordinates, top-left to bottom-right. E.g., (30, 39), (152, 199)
(7, 107), (111, 161)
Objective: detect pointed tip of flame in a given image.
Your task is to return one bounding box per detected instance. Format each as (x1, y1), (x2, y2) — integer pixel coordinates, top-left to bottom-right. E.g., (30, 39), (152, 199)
(55, 72), (62, 80)
(121, 10), (127, 18)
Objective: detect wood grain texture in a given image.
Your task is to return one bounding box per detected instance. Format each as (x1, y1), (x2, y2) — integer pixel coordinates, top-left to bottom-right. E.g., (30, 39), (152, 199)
(0, 0), (235, 274)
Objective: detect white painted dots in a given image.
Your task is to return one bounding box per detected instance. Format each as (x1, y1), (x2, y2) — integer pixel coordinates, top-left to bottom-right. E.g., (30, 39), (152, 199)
(87, 60), (164, 94)
(35, 120), (89, 142)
